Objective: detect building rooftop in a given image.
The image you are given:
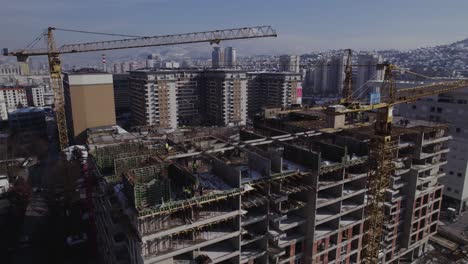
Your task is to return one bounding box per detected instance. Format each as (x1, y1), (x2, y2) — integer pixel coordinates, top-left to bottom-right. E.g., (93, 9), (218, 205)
(66, 68), (110, 75)
(9, 107), (45, 114)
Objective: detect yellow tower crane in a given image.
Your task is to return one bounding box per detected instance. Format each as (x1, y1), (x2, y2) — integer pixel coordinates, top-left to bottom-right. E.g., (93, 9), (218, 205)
(3, 26), (277, 150)
(325, 63), (468, 263)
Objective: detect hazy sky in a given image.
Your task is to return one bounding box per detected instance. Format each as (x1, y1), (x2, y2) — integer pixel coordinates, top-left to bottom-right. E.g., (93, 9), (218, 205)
(2, 0), (468, 54)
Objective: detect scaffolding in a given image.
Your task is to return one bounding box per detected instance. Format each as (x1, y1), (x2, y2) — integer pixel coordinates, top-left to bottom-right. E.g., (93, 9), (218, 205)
(125, 163), (171, 209)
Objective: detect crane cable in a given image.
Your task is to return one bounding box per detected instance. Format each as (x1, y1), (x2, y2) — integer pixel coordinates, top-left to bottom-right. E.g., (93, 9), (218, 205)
(24, 30), (47, 50)
(53, 27), (147, 38)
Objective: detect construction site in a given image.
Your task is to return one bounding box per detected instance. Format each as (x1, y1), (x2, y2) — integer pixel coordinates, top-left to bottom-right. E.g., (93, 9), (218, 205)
(4, 24), (468, 264)
(85, 106), (449, 264)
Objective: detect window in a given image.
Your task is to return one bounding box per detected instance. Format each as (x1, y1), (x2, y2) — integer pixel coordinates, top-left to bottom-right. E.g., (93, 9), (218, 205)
(412, 105), (417, 110)
(437, 107), (443, 113)
(456, 128), (461, 133)
(447, 187), (452, 191)
(449, 171), (454, 175)
(430, 107), (435, 112)
(458, 173), (462, 177)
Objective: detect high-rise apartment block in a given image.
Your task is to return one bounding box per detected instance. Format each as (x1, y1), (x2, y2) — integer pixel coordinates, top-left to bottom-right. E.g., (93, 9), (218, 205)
(309, 55), (347, 95)
(146, 53), (160, 69)
(247, 72), (302, 117)
(63, 70), (116, 143)
(279, 55), (300, 73)
(356, 54), (384, 93)
(113, 74), (131, 115)
(176, 71), (202, 126)
(0, 100), (7, 120)
(201, 70), (248, 126)
(25, 86), (45, 107)
(129, 69), (250, 128)
(120, 62), (129, 73)
(224, 47), (237, 68)
(212, 47), (225, 68)
(398, 88), (468, 212)
(130, 70), (200, 129)
(0, 87), (28, 111)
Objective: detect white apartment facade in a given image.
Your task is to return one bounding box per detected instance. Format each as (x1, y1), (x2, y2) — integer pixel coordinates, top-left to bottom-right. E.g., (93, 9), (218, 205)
(0, 87), (28, 111)
(398, 88), (468, 212)
(27, 86), (45, 107)
(130, 70), (179, 130)
(279, 55), (300, 73)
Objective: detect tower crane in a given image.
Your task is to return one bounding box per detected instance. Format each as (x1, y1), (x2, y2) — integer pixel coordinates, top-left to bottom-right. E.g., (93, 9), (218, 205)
(325, 63), (468, 264)
(3, 26), (277, 150)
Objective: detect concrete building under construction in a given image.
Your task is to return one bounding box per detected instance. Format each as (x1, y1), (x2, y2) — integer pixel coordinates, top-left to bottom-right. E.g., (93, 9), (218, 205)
(84, 105), (449, 264)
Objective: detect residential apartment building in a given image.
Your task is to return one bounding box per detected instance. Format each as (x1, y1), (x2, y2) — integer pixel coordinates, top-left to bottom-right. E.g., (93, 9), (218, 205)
(25, 86), (45, 107)
(355, 54), (384, 93)
(0, 87), (28, 111)
(201, 70), (248, 126)
(63, 70), (116, 143)
(0, 87), (28, 109)
(308, 55), (347, 96)
(224, 47), (237, 68)
(129, 70), (199, 129)
(128, 69), (303, 128)
(0, 99), (7, 121)
(279, 55), (300, 73)
(113, 74), (131, 115)
(247, 72), (302, 118)
(212, 47), (224, 69)
(398, 88), (468, 212)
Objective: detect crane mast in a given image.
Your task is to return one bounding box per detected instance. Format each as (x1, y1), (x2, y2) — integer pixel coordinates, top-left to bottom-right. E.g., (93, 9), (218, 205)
(336, 64), (468, 264)
(46, 27), (69, 150)
(4, 26), (277, 149)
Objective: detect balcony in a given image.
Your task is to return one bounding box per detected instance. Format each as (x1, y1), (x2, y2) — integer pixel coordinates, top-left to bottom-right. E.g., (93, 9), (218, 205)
(316, 208), (339, 225)
(240, 249), (266, 264)
(340, 215), (362, 228)
(142, 210), (239, 240)
(277, 233), (305, 248)
(278, 215), (306, 231)
(419, 148), (450, 159)
(143, 229), (240, 263)
(341, 200), (364, 214)
(411, 160), (448, 172)
(199, 242), (239, 264)
(241, 212), (267, 227)
(422, 136), (451, 146)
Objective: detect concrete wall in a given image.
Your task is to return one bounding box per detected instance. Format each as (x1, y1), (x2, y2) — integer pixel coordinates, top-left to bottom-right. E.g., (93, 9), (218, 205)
(283, 144), (320, 171)
(315, 141), (346, 162)
(247, 151), (271, 176)
(212, 158), (241, 188)
(269, 150), (283, 173)
(335, 135), (369, 156)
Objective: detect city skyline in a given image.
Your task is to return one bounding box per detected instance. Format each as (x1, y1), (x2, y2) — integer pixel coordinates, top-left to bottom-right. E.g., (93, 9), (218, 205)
(1, 0), (468, 55)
